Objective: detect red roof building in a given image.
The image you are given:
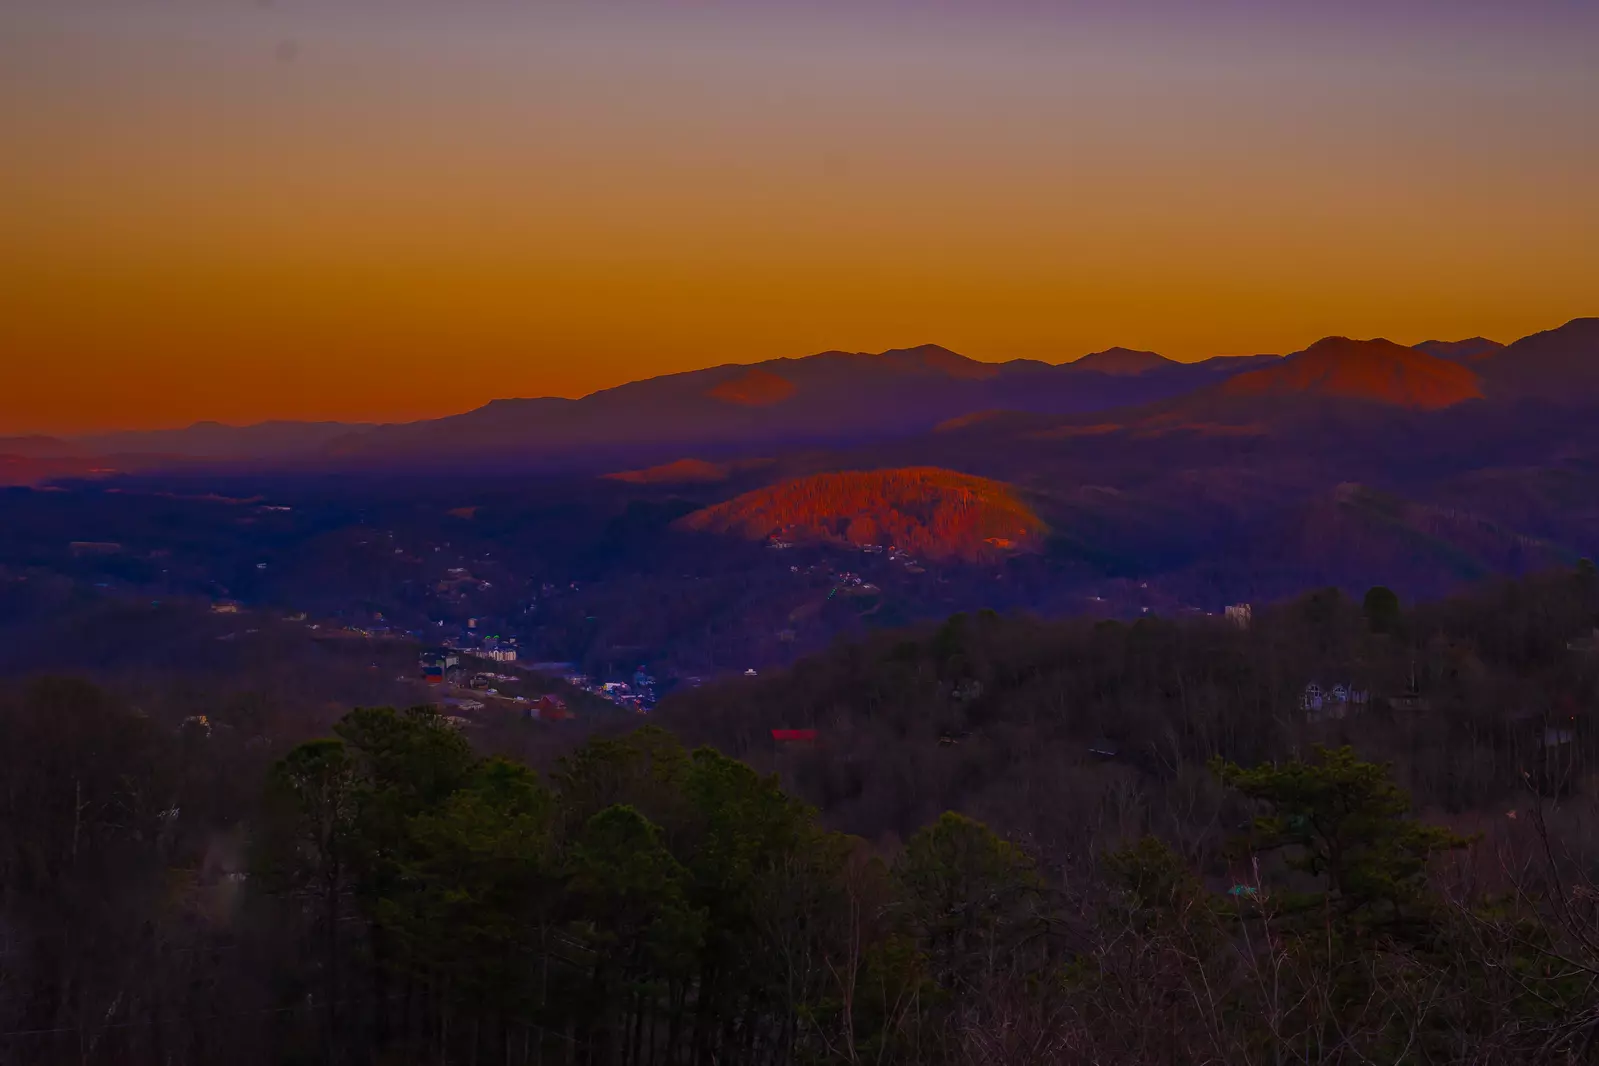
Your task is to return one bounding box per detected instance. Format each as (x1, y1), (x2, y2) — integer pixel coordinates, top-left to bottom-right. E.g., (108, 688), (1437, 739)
(534, 695), (573, 721)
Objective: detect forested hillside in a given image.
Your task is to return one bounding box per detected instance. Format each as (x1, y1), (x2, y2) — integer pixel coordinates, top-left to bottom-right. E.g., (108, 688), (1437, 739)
(676, 467), (1047, 561)
(660, 565), (1599, 851)
(6, 565), (1599, 1063)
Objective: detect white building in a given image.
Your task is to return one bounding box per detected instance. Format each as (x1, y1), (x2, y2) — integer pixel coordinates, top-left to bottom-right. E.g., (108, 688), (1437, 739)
(1302, 681), (1370, 722)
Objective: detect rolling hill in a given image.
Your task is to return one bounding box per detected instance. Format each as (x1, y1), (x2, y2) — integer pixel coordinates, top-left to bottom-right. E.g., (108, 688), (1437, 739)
(1218, 337), (1483, 409)
(1476, 317), (1599, 403)
(602, 457), (775, 484)
(1064, 347), (1175, 375)
(675, 467), (1047, 562)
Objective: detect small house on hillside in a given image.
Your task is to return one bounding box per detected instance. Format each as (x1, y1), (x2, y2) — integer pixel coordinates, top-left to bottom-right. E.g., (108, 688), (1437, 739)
(1303, 681), (1369, 723)
(531, 695), (571, 722)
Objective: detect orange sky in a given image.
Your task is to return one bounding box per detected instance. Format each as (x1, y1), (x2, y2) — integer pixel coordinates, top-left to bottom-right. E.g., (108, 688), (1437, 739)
(3, 2), (1597, 434)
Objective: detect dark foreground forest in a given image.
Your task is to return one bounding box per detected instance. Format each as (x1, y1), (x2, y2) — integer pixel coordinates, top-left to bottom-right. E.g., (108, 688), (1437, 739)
(7, 565), (1599, 1064)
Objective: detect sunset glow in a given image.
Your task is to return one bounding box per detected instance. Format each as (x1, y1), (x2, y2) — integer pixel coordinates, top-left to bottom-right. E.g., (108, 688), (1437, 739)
(3, 0), (1597, 433)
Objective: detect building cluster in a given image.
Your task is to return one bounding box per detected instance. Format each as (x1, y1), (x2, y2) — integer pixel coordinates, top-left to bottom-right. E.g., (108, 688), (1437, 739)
(1298, 671), (1583, 792)
(417, 647), (577, 723)
(528, 694), (572, 721)
(435, 567), (494, 600)
(423, 621), (521, 663)
(515, 660), (660, 714)
(419, 648), (461, 686)
(584, 665), (657, 711)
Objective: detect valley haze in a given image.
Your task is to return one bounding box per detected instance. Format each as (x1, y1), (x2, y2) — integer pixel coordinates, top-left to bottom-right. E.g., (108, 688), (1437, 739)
(6, 317), (1599, 674)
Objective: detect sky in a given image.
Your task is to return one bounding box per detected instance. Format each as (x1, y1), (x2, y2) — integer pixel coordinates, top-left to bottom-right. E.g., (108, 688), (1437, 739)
(2, 0), (1597, 434)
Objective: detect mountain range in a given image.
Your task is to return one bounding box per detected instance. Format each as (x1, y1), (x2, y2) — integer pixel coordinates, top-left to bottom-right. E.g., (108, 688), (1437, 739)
(5, 315), (1599, 673)
(4, 317), (1597, 486)
(305, 344), (1282, 472)
(1216, 336), (1483, 409)
(1412, 337), (1505, 363)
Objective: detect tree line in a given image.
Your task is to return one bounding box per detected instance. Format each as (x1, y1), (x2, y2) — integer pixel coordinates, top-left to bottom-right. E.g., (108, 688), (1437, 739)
(657, 564), (1599, 859)
(5, 563), (1599, 1062)
(4, 711), (1599, 1063)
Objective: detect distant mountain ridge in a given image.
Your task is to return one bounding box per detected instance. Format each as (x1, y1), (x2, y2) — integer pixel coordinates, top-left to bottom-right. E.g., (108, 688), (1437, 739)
(0, 436), (87, 459)
(1065, 347), (1175, 375)
(1476, 318), (1599, 403)
(10, 318), (1595, 482)
(78, 420), (376, 459)
(0, 422), (380, 486)
(603, 457), (775, 485)
(315, 343), (1276, 472)
(8, 316), (1599, 637)
(1413, 337), (1504, 363)
(1218, 336), (1483, 409)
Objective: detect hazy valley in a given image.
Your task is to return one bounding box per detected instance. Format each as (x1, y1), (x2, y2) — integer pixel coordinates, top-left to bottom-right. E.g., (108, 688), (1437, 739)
(8, 317), (1599, 1064)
